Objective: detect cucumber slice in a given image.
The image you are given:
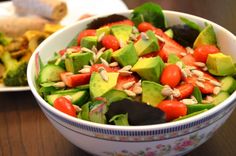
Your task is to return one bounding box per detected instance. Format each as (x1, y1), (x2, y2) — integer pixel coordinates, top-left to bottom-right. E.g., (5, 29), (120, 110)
(212, 91), (229, 105)
(187, 104), (215, 114)
(220, 76), (236, 94)
(46, 90), (89, 106)
(38, 64), (65, 84)
(79, 102), (91, 121)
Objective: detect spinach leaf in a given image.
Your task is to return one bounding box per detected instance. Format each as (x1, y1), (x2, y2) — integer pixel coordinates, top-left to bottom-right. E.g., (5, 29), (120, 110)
(180, 17), (202, 32)
(131, 2), (166, 29)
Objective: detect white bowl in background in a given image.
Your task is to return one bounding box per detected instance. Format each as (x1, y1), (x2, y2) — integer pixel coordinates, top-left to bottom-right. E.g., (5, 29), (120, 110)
(27, 10), (236, 156)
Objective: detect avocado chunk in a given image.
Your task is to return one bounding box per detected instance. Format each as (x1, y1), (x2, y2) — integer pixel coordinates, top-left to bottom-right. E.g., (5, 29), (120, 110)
(96, 26), (110, 38)
(65, 52), (93, 73)
(193, 24), (217, 48)
(112, 43), (138, 67)
(111, 24), (133, 45)
(102, 89), (128, 104)
(90, 72), (119, 98)
(134, 30), (159, 56)
(141, 80), (166, 107)
(97, 48), (113, 63)
(206, 53), (236, 76)
(131, 56), (164, 82)
(80, 36), (98, 49)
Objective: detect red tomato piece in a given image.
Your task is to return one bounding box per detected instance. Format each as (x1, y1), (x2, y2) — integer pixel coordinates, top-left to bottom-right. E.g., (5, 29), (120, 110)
(160, 64), (182, 88)
(184, 72), (218, 94)
(77, 29), (96, 45)
(137, 22), (156, 32)
(90, 64), (119, 73)
(54, 96), (76, 117)
(175, 83), (194, 99)
(105, 19), (134, 27)
(101, 35), (120, 51)
(156, 100), (187, 121)
(181, 54), (196, 67)
(60, 72), (91, 88)
(115, 75), (138, 90)
(154, 28), (187, 62)
(193, 45), (220, 63)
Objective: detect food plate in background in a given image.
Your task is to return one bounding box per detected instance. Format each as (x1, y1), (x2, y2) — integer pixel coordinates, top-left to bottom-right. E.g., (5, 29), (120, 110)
(0, 0), (128, 92)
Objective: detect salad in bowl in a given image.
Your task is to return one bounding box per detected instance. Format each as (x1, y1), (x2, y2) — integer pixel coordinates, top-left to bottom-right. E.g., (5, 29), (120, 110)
(27, 2), (236, 156)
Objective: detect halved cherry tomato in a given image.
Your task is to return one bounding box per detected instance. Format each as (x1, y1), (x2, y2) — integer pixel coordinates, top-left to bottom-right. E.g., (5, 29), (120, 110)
(137, 22), (156, 32)
(105, 19), (134, 27)
(156, 100), (187, 121)
(115, 75), (138, 90)
(160, 64), (182, 88)
(60, 72), (91, 88)
(77, 29), (96, 45)
(181, 54), (196, 67)
(193, 45), (219, 63)
(175, 83), (194, 99)
(101, 35), (120, 51)
(90, 64), (119, 73)
(184, 72), (218, 94)
(54, 96), (76, 117)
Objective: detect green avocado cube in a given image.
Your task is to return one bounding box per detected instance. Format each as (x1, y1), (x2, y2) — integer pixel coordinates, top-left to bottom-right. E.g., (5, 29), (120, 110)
(206, 53), (236, 76)
(80, 36), (98, 49)
(142, 81), (166, 107)
(65, 52), (93, 73)
(111, 24), (133, 46)
(134, 30), (159, 56)
(97, 48), (113, 63)
(193, 24), (217, 48)
(90, 72), (119, 98)
(131, 56), (164, 82)
(112, 43), (138, 67)
(96, 26), (110, 37)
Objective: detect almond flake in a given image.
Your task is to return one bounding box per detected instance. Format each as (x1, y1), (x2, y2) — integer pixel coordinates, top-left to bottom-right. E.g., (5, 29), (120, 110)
(53, 82), (65, 88)
(120, 65), (132, 71)
(196, 81), (205, 88)
(194, 62), (206, 67)
(161, 85), (173, 96)
(73, 105), (82, 112)
(124, 89), (136, 97)
(79, 68), (91, 73)
(155, 34), (165, 43)
(91, 46), (98, 53)
(98, 67), (108, 81)
(109, 62), (119, 67)
(173, 89), (181, 97)
(209, 80), (221, 87)
(98, 32), (105, 42)
(181, 99), (198, 105)
(132, 86), (142, 94)
(100, 58), (109, 67)
(122, 81), (136, 89)
(186, 47), (194, 54)
(141, 32), (149, 40)
(180, 52), (187, 56)
(213, 87), (221, 95)
(192, 70), (204, 77)
(118, 70), (132, 76)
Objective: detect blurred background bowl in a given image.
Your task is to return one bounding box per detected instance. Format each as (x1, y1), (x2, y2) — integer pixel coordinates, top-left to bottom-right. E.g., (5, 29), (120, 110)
(27, 10), (236, 156)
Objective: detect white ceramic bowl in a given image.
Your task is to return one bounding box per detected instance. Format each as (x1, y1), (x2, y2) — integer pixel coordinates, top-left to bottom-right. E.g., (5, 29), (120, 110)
(27, 10), (236, 156)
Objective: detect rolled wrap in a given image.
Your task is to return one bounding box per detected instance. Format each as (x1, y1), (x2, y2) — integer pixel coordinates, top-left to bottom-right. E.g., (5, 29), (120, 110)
(0, 16), (49, 37)
(13, 0), (67, 21)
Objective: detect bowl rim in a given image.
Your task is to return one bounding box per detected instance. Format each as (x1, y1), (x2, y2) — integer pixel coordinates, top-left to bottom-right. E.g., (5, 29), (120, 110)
(27, 10), (236, 131)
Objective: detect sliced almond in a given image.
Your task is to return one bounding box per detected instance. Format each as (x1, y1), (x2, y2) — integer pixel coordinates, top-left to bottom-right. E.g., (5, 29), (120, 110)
(161, 85), (173, 96)
(213, 87), (221, 95)
(118, 70), (132, 76)
(109, 62), (119, 67)
(98, 67), (108, 81)
(79, 68), (91, 73)
(132, 86), (142, 94)
(181, 98), (198, 105)
(53, 82), (65, 88)
(120, 65), (132, 71)
(124, 89), (136, 97)
(122, 81), (136, 89)
(194, 62), (206, 68)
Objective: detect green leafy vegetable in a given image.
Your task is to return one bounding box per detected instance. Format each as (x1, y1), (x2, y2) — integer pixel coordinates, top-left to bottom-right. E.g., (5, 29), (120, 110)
(192, 86), (202, 103)
(131, 2), (166, 29)
(180, 17), (202, 32)
(109, 113), (129, 126)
